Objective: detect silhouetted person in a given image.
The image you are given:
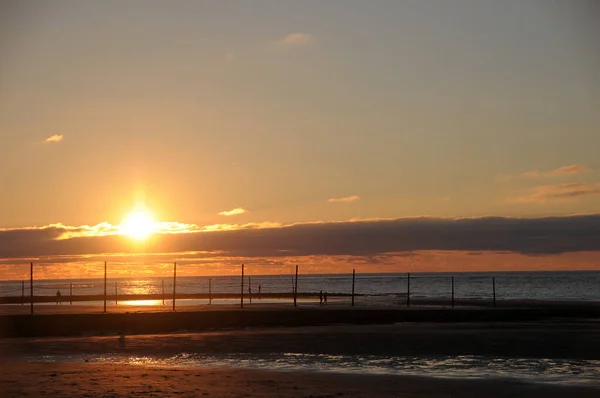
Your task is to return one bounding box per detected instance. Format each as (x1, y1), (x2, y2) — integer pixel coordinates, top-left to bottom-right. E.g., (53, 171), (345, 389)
(56, 290), (62, 305)
(324, 291), (328, 305)
(319, 290), (323, 305)
(258, 284), (262, 300)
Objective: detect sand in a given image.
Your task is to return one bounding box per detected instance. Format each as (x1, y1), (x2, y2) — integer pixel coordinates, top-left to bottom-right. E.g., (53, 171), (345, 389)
(2, 322), (600, 359)
(4, 302), (600, 338)
(1, 322), (600, 397)
(2, 304), (600, 397)
(1, 361), (600, 398)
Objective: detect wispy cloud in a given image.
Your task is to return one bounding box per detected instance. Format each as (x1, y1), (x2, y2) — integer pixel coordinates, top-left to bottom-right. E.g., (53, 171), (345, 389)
(497, 165), (588, 182)
(328, 195), (360, 203)
(45, 134), (64, 143)
(275, 33), (314, 47)
(523, 164), (588, 178)
(200, 222), (281, 232)
(218, 207), (248, 216)
(15, 221), (203, 240)
(513, 182), (600, 202)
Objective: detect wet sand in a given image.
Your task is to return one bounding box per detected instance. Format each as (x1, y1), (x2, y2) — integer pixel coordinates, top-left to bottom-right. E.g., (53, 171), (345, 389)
(2, 322), (600, 360)
(3, 302), (600, 338)
(1, 361), (599, 398)
(2, 322), (600, 397)
(1, 305), (599, 397)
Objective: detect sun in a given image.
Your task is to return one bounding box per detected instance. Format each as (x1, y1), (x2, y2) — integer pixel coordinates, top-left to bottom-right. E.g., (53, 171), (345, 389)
(120, 210), (156, 240)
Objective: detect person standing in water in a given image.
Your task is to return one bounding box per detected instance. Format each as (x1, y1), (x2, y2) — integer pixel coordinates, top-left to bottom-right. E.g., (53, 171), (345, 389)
(56, 290), (62, 305)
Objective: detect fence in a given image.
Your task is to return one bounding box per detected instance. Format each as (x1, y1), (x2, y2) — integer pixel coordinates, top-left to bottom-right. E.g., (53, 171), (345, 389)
(0, 262), (551, 314)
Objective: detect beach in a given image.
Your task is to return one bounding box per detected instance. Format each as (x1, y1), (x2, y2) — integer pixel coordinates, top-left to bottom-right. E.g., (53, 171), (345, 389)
(2, 319), (600, 397)
(2, 361), (599, 398)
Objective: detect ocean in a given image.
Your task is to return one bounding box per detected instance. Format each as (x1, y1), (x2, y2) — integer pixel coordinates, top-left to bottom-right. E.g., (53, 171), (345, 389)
(1, 271), (600, 304)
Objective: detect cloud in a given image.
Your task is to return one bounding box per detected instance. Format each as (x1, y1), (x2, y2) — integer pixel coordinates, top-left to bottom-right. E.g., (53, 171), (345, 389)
(200, 222), (281, 232)
(3, 215), (600, 259)
(523, 164), (588, 178)
(328, 195), (360, 203)
(1, 221), (203, 241)
(513, 183), (600, 202)
(275, 33), (314, 47)
(218, 207), (248, 216)
(497, 165), (588, 182)
(45, 134), (64, 143)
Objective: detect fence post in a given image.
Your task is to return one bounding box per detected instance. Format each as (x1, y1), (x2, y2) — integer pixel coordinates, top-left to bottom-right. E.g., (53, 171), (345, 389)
(103, 261), (107, 313)
(70, 282), (73, 305)
(492, 276), (496, 308)
(451, 276), (455, 308)
(249, 276), (252, 304)
(21, 280), (24, 305)
(115, 282), (118, 305)
(406, 272), (411, 307)
(30, 262), (34, 315)
(351, 269), (356, 307)
(209, 278), (212, 305)
(241, 264), (244, 308)
(162, 279), (165, 305)
(172, 262), (177, 311)
(294, 265), (299, 307)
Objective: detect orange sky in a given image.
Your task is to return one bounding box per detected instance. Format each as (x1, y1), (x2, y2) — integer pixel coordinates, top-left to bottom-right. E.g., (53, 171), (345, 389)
(1, 2), (599, 278)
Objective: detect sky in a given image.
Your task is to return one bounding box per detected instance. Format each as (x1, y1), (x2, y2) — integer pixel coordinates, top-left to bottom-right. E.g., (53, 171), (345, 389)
(1, 1), (599, 278)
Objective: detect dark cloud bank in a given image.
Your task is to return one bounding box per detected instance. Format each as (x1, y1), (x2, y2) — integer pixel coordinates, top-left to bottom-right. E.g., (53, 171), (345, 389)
(2, 215), (600, 259)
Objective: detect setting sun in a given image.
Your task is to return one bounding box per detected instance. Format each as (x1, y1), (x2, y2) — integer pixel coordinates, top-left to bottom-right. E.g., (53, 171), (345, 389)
(120, 210), (156, 240)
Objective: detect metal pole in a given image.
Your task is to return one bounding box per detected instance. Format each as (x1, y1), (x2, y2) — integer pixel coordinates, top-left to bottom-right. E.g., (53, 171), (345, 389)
(172, 262), (177, 311)
(103, 261), (107, 313)
(21, 280), (24, 305)
(451, 276), (455, 308)
(162, 279), (165, 305)
(241, 264), (244, 308)
(115, 281), (118, 305)
(406, 272), (411, 307)
(209, 278), (212, 305)
(351, 269), (356, 307)
(70, 282), (73, 305)
(492, 276), (496, 308)
(294, 265), (299, 307)
(249, 276), (252, 304)
(30, 262), (34, 315)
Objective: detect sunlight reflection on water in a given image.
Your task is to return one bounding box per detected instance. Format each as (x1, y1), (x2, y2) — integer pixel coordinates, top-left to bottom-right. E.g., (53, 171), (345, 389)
(119, 300), (163, 306)
(30, 353), (600, 386)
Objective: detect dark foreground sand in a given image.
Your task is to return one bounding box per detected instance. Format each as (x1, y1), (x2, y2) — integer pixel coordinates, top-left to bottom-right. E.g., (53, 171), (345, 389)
(1, 361), (599, 398)
(1, 322), (600, 397)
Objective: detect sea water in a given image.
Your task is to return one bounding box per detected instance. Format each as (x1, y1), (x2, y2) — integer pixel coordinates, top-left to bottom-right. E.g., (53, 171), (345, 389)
(2, 271), (600, 303)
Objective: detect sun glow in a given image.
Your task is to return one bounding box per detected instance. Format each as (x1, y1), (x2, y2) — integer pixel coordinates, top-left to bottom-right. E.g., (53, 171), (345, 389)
(120, 210), (156, 240)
